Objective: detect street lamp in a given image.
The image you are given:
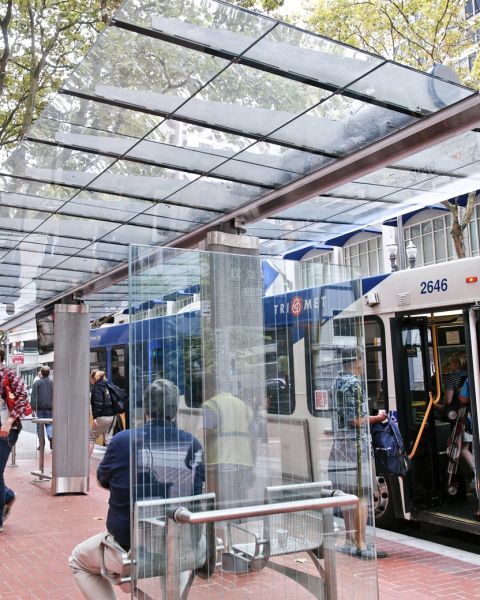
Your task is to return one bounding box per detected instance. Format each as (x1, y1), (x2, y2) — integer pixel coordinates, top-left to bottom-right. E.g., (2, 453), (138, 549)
(406, 240), (417, 269)
(387, 243), (399, 272)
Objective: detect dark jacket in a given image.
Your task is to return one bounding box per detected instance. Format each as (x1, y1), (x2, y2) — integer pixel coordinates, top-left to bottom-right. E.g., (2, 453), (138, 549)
(91, 379), (114, 419)
(31, 376), (53, 412)
(97, 419), (204, 551)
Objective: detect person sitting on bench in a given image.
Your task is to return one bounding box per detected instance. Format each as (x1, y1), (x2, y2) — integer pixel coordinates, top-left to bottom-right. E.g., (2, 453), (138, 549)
(69, 379), (204, 600)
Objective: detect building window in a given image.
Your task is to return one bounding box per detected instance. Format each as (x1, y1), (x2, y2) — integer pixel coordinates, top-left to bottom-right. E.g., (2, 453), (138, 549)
(468, 52), (477, 71)
(404, 213), (454, 266)
(467, 203), (480, 256)
(344, 236), (383, 276)
(298, 252), (333, 288)
(466, 0), (474, 18)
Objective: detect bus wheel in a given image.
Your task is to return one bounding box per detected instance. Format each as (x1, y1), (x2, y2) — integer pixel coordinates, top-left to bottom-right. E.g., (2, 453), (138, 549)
(374, 475), (395, 528)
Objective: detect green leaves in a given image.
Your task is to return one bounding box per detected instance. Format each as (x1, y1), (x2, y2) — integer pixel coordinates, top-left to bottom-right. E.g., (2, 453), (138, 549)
(0, 0), (122, 156)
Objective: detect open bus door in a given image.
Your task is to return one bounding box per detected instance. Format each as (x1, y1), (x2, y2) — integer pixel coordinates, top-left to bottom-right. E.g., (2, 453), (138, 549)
(390, 309), (480, 533)
(391, 316), (442, 515)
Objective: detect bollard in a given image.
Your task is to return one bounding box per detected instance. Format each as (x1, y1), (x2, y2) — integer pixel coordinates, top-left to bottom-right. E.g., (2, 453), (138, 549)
(9, 444), (17, 467)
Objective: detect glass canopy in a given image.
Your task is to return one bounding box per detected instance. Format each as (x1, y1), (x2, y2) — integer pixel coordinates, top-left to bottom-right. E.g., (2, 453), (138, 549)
(0, 0), (478, 323)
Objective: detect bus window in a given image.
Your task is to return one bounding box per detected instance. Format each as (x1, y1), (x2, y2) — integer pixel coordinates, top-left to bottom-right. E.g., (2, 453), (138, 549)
(90, 348), (106, 374)
(365, 318), (387, 411)
(184, 336), (203, 408)
(111, 346), (127, 391)
(265, 326), (295, 415)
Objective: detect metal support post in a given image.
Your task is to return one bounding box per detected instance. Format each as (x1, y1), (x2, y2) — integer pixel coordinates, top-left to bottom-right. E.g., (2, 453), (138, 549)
(31, 418), (52, 481)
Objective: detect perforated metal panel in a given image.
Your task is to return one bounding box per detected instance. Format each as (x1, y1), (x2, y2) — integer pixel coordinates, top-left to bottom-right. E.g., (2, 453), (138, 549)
(51, 303), (90, 494)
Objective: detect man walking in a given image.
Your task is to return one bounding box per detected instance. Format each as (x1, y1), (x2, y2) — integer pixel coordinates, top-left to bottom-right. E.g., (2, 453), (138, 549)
(31, 365), (53, 449)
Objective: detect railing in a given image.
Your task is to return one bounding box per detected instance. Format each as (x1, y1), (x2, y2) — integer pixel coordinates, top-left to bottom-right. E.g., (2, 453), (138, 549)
(165, 493), (359, 600)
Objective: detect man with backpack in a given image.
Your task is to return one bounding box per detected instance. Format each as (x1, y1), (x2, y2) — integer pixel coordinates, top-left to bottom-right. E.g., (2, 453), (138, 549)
(328, 347), (388, 560)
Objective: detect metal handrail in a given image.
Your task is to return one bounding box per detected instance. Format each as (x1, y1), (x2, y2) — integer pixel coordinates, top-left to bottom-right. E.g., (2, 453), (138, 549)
(166, 492), (358, 600)
(170, 493), (358, 525)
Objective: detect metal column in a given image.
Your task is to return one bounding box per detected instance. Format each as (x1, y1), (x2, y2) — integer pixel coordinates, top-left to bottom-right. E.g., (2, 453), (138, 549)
(51, 303), (90, 494)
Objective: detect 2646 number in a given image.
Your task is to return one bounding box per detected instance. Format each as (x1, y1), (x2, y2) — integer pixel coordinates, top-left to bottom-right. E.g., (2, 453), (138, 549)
(420, 278), (448, 294)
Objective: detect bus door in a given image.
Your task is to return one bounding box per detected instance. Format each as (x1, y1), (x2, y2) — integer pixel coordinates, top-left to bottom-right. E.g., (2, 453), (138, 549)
(391, 316), (442, 510)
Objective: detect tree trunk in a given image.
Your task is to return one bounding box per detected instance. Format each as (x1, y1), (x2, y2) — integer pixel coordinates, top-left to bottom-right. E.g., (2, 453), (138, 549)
(451, 219), (466, 258)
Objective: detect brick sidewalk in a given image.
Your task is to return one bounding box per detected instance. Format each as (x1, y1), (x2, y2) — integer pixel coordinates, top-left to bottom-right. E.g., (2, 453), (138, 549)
(0, 453), (479, 599)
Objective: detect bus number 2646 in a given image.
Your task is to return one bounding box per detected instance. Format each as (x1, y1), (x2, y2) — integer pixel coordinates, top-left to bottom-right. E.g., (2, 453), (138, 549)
(420, 279), (448, 294)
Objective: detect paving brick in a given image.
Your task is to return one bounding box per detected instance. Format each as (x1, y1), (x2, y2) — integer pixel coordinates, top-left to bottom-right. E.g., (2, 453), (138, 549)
(1, 455), (480, 599)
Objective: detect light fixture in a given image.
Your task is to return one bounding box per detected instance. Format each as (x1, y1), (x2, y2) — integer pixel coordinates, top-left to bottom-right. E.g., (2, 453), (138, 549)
(406, 240), (417, 269)
(387, 243), (399, 272)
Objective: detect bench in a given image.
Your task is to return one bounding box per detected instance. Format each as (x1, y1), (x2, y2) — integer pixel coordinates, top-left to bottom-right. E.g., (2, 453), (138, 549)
(226, 481), (340, 599)
(100, 492), (215, 600)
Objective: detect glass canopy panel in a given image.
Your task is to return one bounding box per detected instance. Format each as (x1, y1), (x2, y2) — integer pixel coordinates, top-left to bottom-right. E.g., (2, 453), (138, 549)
(143, 202), (221, 221)
(164, 176), (264, 211)
(244, 21), (384, 88)
(323, 201), (421, 225)
(328, 181), (403, 200)
(348, 61), (474, 114)
(0, 192), (64, 212)
(91, 160), (199, 200)
(34, 214), (121, 241)
(0, 206), (49, 232)
(2, 142), (115, 188)
(271, 197), (376, 220)
(272, 96), (418, 155)
(54, 255), (124, 275)
(77, 245), (128, 262)
(100, 224), (181, 246)
(30, 121), (136, 156)
(119, 0), (274, 51)
(246, 219), (316, 239)
(63, 27), (229, 102)
(230, 142), (330, 176)
(357, 167), (450, 190)
(394, 130), (480, 173)
(36, 95), (164, 140)
(58, 190), (154, 221)
(174, 62), (331, 137)
(258, 238), (306, 254)
(0, 176), (76, 205)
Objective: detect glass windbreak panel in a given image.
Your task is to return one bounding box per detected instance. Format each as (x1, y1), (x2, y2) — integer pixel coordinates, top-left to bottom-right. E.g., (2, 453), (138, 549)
(129, 245), (377, 598)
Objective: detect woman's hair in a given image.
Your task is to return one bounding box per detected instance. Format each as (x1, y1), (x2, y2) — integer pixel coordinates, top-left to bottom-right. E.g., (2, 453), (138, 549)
(93, 370), (105, 382)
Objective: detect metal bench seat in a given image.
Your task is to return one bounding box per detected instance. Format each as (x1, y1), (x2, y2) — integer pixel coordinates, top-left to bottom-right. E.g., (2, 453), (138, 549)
(100, 492), (215, 600)
(227, 481), (340, 599)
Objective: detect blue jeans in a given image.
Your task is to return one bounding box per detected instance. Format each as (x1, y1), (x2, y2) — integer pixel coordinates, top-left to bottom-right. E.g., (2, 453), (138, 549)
(36, 409), (53, 440)
(0, 428), (19, 527)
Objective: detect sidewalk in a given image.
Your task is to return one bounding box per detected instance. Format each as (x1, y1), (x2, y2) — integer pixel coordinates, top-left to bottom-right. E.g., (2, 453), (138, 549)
(0, 453), (479, 599)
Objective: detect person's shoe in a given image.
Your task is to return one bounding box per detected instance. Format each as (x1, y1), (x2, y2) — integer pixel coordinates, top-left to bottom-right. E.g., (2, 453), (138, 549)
(358, 544), (388, 559)
(337, 541), (358, 557)
(3, 495), (15, 522)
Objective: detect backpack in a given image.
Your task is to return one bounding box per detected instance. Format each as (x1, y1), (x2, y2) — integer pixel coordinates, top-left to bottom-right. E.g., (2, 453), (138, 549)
(105, 382), (127, 415)
(371, 415), (410, 476)
(3, 370), (32, 417)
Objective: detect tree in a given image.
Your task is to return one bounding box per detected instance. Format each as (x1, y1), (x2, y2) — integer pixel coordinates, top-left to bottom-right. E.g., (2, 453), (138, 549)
(0, 1), (123, 159)
(308, 0), (480, 258)
(0, 0), (286, 161)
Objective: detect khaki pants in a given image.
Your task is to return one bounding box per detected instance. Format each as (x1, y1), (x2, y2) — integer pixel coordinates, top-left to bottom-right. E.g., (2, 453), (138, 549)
(69, 531), (125, 600)
(90, 416), (115, 445)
